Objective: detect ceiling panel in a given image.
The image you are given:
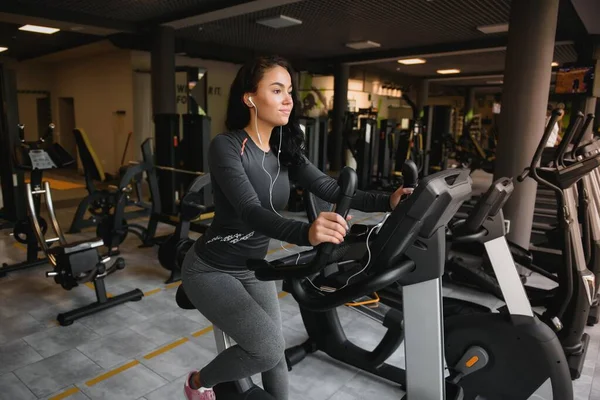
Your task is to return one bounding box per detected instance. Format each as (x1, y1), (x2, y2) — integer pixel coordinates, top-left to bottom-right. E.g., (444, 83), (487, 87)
(178, 0), (512, 59)
(363, 42), (579, 80)
(10, 0), (222, 23)
(0, 21), (100, 60)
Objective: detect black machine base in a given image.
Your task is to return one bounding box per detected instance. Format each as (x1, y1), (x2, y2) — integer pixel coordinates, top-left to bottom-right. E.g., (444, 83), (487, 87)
(0, 257), (48, 278)
(56, 288), (144, 326)
(401, 382), (464, 400)
(567, 333), (590, 380)
(444, 313), (573, 400)
(214, 381), (276, 399)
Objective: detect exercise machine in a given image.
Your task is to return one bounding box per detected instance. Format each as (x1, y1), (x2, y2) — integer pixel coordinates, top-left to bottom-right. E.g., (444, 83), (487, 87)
(158, 173), (212, 283)
(140, 138), (214, 245)
(68, 128), (151, 233)
(250, 166), (473, 399)
(14, 134), (144, 326)
(518, 110), (598, 378)
(1, 124), (66, 277)
(290, 171), (573, 398)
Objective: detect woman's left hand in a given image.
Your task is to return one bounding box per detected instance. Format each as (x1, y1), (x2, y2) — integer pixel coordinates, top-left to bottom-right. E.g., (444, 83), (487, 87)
(390, 186), (414, 210)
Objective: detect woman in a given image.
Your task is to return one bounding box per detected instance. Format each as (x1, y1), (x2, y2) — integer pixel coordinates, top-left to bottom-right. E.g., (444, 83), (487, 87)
(182, 55), (412, 400)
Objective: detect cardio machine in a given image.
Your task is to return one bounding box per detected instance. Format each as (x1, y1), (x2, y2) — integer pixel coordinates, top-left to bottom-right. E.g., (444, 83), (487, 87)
(176, 166), (472, 399)
(250, 166), (474, 399)
(447, 110), (599, 380)
(288, 169), (572, 399)
(14, 133), (144, 326)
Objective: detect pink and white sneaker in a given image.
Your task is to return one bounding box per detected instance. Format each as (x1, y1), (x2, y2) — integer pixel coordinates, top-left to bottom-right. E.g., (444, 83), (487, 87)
(184, 371), (216, 400)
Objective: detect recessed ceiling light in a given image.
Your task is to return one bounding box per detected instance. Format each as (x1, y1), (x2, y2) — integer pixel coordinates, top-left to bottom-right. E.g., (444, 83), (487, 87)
(256, 15), (302, 29)
(437, 69), (461, 74)
(397, 58), (426, 65)
(0, 47), (7, 53)
(346, 40), (381, 50)
(551, 62), (559, 67)
(19, 24), (60, 34)
(477, 23), (509, 34)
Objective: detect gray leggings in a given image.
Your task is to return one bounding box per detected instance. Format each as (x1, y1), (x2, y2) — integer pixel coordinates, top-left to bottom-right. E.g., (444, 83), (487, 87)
(181, 249), (288, 400)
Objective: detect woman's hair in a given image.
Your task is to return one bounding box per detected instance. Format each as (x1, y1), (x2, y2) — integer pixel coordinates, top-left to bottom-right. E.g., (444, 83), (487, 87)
(225, 55), (306, 167)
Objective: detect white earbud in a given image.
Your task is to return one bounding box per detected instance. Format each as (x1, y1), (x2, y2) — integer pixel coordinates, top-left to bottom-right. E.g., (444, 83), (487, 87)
(248, 96), (256, 108)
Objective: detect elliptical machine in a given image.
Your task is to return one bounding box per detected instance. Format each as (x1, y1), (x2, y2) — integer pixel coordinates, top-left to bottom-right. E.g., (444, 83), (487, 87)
(14, 132), (144, 326)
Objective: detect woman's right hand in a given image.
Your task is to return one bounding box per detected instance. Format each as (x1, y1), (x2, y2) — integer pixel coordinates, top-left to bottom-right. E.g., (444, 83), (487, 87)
(308, 212), (351, 246)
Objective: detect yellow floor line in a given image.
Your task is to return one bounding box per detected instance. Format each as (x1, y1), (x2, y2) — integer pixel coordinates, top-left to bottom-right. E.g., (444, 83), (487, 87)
(85, 360), (140, 386)
(48, 387), (81, 400)
(143, 337), (189, 360)
(143, 288), (162, 296)
(192, 325), (214, 337)
(49, 291), (290, 399)
(165, 281), (182, 290)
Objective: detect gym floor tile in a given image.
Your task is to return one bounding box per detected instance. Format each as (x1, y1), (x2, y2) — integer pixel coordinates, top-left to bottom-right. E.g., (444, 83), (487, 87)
(23, 323), (101, 358)
(75, 302), (149, 337)
(174, 306), (212, 326)
(0, 313), (47, 345)
(287, 352), (359, 400)
(0, 339), (43, 374)
(128, 311), (207, 347)
(122, 288), (181, 319)
(330, 370), (406, 400)
(0, 372), (37, 400)
(77, 328), (159, 369)
(13, 348), (103, 398)
(77, 362), (168, 400)
(138, 338), (215, 382)
(39, 386), (91, 400)
(141, 373), (187, 400)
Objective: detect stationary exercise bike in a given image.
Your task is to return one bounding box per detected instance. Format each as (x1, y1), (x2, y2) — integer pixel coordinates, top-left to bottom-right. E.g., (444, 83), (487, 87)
(285, 165), (573, 398)
(14, 133), (144, 326)
(249, 166), (475, 399)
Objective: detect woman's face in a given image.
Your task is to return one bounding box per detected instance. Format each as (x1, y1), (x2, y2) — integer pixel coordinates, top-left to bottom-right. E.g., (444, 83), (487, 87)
(248, 66), (294, 127)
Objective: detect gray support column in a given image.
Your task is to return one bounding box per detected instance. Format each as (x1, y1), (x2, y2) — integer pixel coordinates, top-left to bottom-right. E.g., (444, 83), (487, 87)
(331, 63), (349, 172)
(151, 26), (176, 115)
(416, 80), (429, 118)
(493, 0), (560, 248)
(150, 27), (179, 215)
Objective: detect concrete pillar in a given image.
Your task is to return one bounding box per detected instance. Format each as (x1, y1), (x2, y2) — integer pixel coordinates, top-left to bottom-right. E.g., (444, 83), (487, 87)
(493, 0), (560, 248)
(331, 63), (349, 172)
(150, 27), (179, 215)
(151, 26), (176, 115)
(0, 66), (25, 223)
